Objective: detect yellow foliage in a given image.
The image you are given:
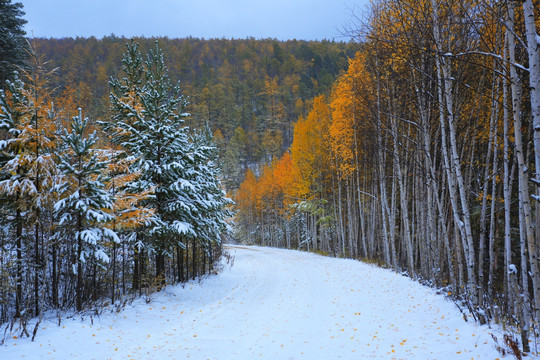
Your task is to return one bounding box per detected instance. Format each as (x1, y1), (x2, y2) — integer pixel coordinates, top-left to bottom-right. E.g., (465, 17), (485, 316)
(290, 95), (332, 199)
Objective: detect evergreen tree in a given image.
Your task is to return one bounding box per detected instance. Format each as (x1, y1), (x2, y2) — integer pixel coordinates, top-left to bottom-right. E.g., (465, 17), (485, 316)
(189, 127), (233, 245)
(107, 41), (196, 284)
(0, 0), (28, 87)
(54, 109), (118, 311)
(0, 74), (27, 319)
(179, 127), (233, 277)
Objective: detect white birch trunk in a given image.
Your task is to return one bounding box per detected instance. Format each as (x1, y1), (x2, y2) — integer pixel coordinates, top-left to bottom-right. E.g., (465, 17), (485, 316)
(487, 77), (500, 298)
(521, 0), (540, 322)
(507, 1), (537, 321)
(375, 57), (393, 267)
(502, 41), (513, 304)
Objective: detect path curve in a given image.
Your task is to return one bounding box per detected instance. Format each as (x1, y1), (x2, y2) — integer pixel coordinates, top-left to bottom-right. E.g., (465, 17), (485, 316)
(2, 245), (505, 359)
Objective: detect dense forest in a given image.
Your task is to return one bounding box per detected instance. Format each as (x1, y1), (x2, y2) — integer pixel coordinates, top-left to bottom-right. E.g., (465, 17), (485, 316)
(235, 0), (540, 352)
(31, 37), (357, 190)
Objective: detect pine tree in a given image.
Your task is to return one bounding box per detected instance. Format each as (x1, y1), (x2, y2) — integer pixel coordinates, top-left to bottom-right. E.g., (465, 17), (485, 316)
(0, 0), (28, 87)
(106, 40), (233, 288)
(187, 127), (233, 267)
(0, 74), (27, 319)
(54, 109), (118, 311)
(107, 41), (195, 285)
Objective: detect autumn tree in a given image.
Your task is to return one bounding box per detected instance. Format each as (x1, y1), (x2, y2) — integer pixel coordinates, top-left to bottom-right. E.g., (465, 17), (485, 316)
(235, 169), (259, 244)
(0, 44), (59, 319)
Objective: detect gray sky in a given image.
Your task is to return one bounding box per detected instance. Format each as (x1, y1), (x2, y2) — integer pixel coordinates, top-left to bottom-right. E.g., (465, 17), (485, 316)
(21, 0), (370, 41)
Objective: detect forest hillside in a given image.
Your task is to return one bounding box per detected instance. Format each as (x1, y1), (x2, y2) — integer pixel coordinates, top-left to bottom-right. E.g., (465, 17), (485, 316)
(32, 37), (357, 189)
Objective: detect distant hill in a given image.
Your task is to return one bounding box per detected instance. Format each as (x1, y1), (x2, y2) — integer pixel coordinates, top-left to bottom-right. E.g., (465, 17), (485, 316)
(34, 36), (357, 189)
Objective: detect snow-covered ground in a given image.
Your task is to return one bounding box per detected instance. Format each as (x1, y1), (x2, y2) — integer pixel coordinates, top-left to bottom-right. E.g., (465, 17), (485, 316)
(1, 245), (519, 359)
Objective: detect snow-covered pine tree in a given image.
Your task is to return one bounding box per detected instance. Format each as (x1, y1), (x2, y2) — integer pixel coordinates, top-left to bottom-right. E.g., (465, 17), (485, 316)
(54, 108), (118, 311)
(0, 0), (28, 87)
(104, 40), (151, 292)
(107, 41), (196, 286)
(105, 40), (144, 147)
(0, 74), (28, 320)
(187, 127), (233, 274)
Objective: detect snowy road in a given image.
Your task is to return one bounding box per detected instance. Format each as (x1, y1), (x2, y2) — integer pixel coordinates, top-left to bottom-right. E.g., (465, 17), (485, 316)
(3, 245), (506, 359)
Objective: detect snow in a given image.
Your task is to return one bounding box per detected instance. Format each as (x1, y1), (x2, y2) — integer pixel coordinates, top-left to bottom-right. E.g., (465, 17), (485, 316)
(2, 246), (514, 359)
(171, 220), (195, 235)
(102, 228), (120, 243)
(79, 229), (99, 245)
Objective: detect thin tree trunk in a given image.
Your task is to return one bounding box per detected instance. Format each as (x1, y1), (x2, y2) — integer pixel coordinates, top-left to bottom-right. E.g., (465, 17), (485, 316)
(374, 57), (393, 267)
(519, 202), (531, 353)
(192, 238), (197, 281)
(52, 239), (58, 308)
(487, 78), (500, 298)
(502, 42), (513, 303)
(122, 238), (126, 295)
(133, 246), (140, 292)
(521, 0), (540, 322)
(76, 211), (83, 312)
(15, 207), (22, 319)
(507, 1), (536, 323)
(156, 253), (165, 289)
(202, 245), (207, 275)
(34, 218), (40, 317)
(112, 242), (117, 303)
(177, 245), (184, 282)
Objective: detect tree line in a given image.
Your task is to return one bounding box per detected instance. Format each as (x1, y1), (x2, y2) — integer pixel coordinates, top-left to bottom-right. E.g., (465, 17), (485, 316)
(235, 0), (540, 353)
(0, 39), (232, 336)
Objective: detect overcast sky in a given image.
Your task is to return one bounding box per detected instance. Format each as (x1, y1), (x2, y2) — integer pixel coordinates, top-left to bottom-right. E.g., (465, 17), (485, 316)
(20, 0), (370, 41)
